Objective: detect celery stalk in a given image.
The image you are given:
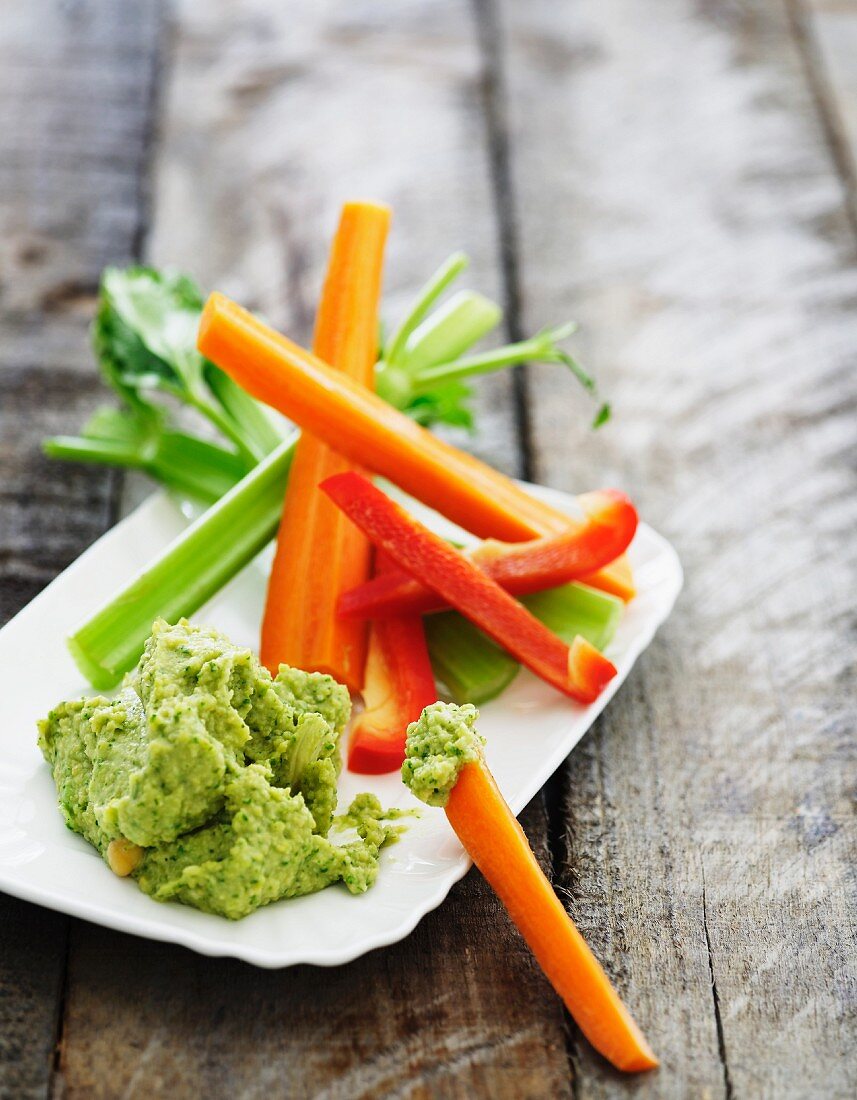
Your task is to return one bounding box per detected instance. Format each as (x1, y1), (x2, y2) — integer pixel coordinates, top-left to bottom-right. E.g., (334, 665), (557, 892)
(44, 431), (248, 506)
(413, 323), (579, 391)
(68, 435), (297, 689)
(43, 436), (149, 470)
(521, 582), (623, 650)
(427, 582), (624, 705)
(376, 291), (503, 410)
(204, 364), (283, 459)
(150, 432), (249, 504)
(426, 614), (520, 705)
(400, 291), (502, 374)
(384, 251), (469, 367)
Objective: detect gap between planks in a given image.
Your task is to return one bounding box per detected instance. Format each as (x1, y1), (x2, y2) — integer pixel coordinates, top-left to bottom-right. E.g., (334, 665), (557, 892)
(787, 0), (857, 234)
(471, 0), (537, 484)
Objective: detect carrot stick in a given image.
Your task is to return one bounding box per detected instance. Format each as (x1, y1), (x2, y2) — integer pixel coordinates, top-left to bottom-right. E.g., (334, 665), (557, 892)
(582, 552), (636, 602)
(446, 758), (659, 1073)
(259, 201), (390, 688)
(402, 703), (658, 1072)
(199, 293), (588, 543)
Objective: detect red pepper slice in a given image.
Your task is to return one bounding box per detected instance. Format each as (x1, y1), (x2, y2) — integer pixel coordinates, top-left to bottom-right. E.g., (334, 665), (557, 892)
(338, 489), (637, 620)
(321, 472), (617, 704)
(348, 553), (438, 774)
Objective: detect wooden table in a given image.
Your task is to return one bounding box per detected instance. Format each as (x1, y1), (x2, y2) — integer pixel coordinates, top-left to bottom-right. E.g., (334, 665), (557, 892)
(2, 2), (855, 1096)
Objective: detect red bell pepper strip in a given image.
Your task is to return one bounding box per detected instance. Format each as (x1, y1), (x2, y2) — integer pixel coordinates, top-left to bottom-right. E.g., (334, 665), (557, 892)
(321, 472), (617, 703)
(338, 489), (637, 620)
(348, 554), (438, 774)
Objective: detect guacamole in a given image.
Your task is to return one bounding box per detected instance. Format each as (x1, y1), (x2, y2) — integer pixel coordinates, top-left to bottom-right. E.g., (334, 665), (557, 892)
(38, 619), (399, 919)
(401, 701), (485, 807)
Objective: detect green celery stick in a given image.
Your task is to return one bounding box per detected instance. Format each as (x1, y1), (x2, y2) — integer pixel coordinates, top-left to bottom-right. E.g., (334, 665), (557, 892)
(68, 435), (297, 689)
(427, 582), (624, 705)
(521, 582), (623, 650)
(400, 291), (501, 374)
(426, 613), (520, 706)
(43, 431), (247, 506)
(204, 364), (283, 459)
(413, 323), (578, 390)
(150, 432), (249, 504)
(376, 290), (502, 410)
(384, 251), (469, 366)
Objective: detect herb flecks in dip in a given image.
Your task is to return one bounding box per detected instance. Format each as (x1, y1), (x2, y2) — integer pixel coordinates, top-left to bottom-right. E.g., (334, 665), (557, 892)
(401, 701), (485, 808)
(38, 619), (399, 919)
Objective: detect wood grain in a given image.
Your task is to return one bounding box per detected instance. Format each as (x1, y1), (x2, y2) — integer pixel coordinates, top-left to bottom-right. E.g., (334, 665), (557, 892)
(0, 2), (161, 1096)
(56, 2), (574, 1096)
(146, 0), (519, 475)
(2, 0), (855, 1096)
(800, 0), (857, 220)
(495, 0), (857, 1095)
(60, 801), (570, 1100)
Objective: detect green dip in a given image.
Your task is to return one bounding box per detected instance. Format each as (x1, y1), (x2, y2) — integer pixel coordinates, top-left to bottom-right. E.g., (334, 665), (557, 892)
(38, 619), (399, 919)
(401, 701), (485, 807)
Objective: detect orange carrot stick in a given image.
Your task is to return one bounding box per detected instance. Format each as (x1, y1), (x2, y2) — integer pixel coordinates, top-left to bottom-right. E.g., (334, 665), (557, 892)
(199, 290), (635, 601)
(582, 552), (636, 602)
(259, 201), (390, 687)
(403, 703), (657, 1073)
(446, 759), (658, 1072)
(200, 294), (591, 542)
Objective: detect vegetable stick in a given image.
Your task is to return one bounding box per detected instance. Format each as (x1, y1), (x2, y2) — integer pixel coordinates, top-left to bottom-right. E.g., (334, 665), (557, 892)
(68, 436), (297, 689)
(425, 613), (520, 705)
(199, 293), (589, 542)
(398, 290), (501, 373)
(427, 582), (624, 706)
(472, 489), (635, 591)
(338, 489), (637, 619)
(348, 555), (438, 774)
(259, 202), (390, 688)
(321, 471), (617, 703)
(198, 290), (634, 597)
(446, 757), (658, 1073)
(581, 552), (635, 602)
(383, 251), (469, 368)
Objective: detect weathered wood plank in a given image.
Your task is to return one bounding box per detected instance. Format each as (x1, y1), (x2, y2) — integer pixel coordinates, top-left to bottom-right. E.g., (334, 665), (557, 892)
(0, 2), (162, 1096)
(61, 801), (568, 1100)
(495, 0), (857, 1095)
(0, 897), (65, 1100)
(146, 0), (519, 476)
(57, 2), (573, 1095)
(800, 0), (857, 217)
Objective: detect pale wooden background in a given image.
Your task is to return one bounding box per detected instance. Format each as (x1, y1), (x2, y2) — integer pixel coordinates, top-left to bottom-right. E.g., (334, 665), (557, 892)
(1, 2), (855, 1097)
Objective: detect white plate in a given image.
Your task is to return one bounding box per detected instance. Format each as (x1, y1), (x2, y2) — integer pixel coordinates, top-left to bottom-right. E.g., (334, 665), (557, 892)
(0, 483), (681, 967)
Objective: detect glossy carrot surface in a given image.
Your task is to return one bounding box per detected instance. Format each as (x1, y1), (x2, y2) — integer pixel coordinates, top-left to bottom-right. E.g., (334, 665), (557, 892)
(259, 201), (390, 687)
(200, 293), (586, 542)
(446, 760), (658, 1073)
